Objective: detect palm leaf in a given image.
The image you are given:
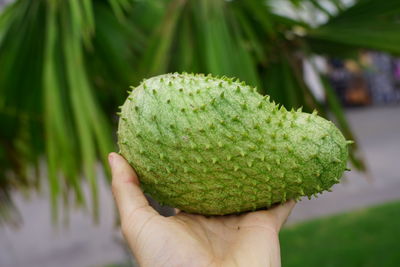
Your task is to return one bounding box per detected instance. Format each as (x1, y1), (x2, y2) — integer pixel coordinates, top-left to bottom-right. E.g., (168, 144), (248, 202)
(307, 0), (400, 55)
(0, 0), (129, 222)
(2, 0), (399, 223)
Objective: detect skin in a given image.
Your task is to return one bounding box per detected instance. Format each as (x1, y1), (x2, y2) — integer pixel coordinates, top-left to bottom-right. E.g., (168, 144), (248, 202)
(109, 152), (296, 267)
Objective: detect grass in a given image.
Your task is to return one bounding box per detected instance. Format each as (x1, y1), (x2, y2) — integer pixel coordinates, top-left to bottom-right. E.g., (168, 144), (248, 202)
(280, 200), (400, 267)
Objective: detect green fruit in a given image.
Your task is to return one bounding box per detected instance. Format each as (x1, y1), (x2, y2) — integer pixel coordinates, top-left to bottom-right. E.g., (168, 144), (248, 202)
(118, 73), (349, 215)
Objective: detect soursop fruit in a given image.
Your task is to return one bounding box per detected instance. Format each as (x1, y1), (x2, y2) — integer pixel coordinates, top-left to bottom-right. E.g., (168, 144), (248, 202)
(117, 73), (350, 215)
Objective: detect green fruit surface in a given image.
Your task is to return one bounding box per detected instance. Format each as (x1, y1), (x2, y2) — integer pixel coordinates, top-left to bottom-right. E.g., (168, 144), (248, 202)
(118, 73), (349, 215)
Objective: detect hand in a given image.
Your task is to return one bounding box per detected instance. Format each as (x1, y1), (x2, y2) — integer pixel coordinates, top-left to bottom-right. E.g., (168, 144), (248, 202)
(108, 152), (295, 267)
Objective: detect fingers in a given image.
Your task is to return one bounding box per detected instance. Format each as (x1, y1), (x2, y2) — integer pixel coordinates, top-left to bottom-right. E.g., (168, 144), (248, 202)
(108, 153), (157, 225)
(269, 200), (296, 229)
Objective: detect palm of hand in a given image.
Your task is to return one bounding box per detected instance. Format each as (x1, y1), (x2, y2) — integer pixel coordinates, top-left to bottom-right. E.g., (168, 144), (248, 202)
(109, 153), (295, 267)
(128, 209), (291, 267)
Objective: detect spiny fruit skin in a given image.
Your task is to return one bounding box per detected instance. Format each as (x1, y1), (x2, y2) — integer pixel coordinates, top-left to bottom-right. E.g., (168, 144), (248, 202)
(118, 73), (349, 215)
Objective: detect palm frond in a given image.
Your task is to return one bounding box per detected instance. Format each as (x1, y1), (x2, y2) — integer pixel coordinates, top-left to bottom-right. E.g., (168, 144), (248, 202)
(1, 0), (398, 222)
(308, 0), (400, 55)
(0, 0), (129, 222)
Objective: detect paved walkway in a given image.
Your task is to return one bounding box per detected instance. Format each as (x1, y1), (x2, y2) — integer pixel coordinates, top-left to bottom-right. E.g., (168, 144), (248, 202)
(0, 178), (127, 267)
(0, 105), (399, 267)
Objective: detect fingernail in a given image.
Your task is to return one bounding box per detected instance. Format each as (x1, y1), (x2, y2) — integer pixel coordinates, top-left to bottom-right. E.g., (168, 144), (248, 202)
(108, 153), (115, 167)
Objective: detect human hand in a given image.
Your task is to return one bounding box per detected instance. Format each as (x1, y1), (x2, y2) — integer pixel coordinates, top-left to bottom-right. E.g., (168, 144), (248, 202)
(109, 152), (295, 267)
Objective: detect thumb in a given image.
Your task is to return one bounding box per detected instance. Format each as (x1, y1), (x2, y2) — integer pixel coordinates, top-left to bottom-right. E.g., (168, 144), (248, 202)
(108, 153), (157, 227)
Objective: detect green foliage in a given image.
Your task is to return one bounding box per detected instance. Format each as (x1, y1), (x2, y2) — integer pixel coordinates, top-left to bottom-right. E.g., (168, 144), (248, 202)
(308, 0), (400, 56)
(281, 201), (400, 267)
(0, 0), (399, 221)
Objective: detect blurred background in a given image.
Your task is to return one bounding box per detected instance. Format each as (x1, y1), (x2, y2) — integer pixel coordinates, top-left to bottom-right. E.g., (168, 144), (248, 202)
(0, 0), (399, 266)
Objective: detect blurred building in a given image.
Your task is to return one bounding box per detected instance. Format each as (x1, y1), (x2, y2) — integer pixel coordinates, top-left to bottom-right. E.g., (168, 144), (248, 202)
(327, 52), (400, 106)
